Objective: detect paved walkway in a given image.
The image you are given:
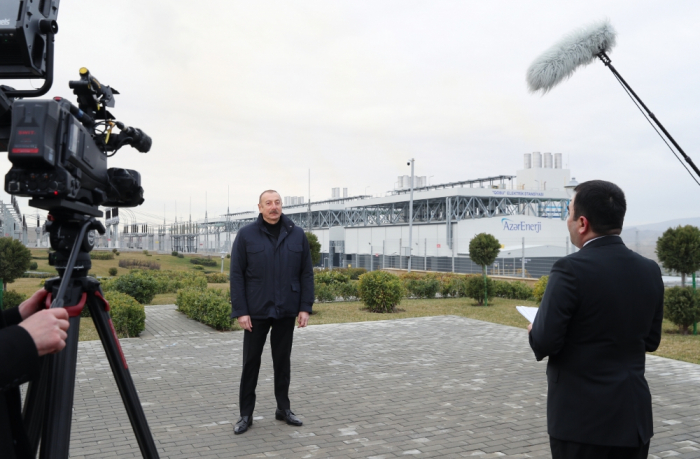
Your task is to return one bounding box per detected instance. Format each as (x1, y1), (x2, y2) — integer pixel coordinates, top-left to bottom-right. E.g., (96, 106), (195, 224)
(68, 305), (700, 458)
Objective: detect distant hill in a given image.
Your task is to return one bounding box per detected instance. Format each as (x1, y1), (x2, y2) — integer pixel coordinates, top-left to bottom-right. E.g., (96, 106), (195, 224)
(620, 217), (700, 262)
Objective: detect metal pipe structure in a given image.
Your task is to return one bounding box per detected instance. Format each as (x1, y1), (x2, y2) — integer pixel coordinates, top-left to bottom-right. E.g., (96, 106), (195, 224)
(407, 158), (415, 272)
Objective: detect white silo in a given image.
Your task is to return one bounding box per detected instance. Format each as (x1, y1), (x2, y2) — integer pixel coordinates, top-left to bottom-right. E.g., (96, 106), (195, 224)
(554, 153), (563, 169)
(544, 152), (553, 168)
(532, 152), (542, 168)
(524, 153), (532, 169)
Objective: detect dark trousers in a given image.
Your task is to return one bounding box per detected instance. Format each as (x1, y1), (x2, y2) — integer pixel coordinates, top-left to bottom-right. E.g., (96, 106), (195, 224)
(239, 316), (296, 416)
(550, 437), (650, 459)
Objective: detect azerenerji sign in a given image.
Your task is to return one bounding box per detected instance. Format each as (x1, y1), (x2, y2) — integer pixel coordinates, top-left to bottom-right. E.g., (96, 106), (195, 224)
(501, 218), (543, 233)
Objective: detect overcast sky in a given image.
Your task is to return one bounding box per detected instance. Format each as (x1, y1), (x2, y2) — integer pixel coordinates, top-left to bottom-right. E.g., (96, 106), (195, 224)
(2, 0), (700, 227)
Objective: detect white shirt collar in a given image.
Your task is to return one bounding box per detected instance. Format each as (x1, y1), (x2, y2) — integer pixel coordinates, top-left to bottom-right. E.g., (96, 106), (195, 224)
(583, 235), (609, 247)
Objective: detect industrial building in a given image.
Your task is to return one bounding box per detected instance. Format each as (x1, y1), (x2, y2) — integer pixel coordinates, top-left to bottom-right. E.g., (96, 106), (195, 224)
(14, 153), (575, 278)
(218, 154), (577, 278)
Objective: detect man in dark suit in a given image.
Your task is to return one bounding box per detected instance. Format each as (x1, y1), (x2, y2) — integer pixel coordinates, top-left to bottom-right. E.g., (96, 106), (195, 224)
(529, 180), (664, 459)
(230, 190), (314, 435)
(1, 288), (70, 459)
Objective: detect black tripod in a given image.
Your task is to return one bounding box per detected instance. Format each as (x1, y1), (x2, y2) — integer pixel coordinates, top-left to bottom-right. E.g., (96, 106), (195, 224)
(21, 206), (159, 458)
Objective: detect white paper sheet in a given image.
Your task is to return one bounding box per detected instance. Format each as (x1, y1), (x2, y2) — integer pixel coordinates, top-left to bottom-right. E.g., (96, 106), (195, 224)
(516, 306), (539, 324)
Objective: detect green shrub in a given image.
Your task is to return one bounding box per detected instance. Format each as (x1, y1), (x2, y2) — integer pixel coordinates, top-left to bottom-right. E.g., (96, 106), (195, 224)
(206, 272), (228, 283)
(111, 271), (158, 304)
(315, 283), (336, 302)
(104, 291), (146, 338)
(115, 251), (120, 256)
(336, 267), (367, 280)
(112, 248), (118, 254)
(464, 275), (493, 305)
(664, 286), (700, 335)
(510, 281), (534, 300)
(192, 265), (204, 270)
(100, 277), (116, 292)
(177, 254), (184, 258)
(438, 275), (465, 298)
(172, 251), (179, 256)
(533, 276), (549, 304)
(21, 272), (54, 279)
(336, 281), (359, 300)
(29, 261), (38, 270)
(118, 259), (160, 270)
(108, 267), (118, 276)
(403, 275), (440, 299)
(357, 271), (404, 313)
(143, 250), (149, 255)
(226, 253), (231, 259)
(90, 251), (115, 260)
(314, 270), (350, 285)
(148, 270), (207, 294)
(190, 257), (217, 267)
(176, 287), (234, 330)
(2, 290), (27, 310)
(491, 280), (532, 300)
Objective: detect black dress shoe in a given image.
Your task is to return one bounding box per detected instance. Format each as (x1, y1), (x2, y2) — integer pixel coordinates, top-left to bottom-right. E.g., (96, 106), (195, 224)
(234, 416), (252, 434)
(275, 408), (303, 426)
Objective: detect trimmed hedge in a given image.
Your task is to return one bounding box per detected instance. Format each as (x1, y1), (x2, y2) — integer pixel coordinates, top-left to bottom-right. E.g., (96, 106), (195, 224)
(314, 270), (350, 285)
(492, 280), (533, 300)
(2, 290), (27, 310)
(90, 251), (115, 260)
(119, 259), (160, 270)
(315, 283), (336, 302)
(21, 272), (55, 278)
(206, 272), (228, 283)
(334, 267), (367, 280)
(400, 273), (440, 299)
(190, 257), (217, 267)
(357, 271), (404, 313)
(176, 287), (234, 330)
(107, 271), (159, 304)
(104, 291), (146, 338)
(533, 276), (549, 304)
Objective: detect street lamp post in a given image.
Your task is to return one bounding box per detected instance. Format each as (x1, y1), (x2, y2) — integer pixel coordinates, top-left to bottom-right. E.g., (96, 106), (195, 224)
(407, 158), (415, 273)
(220, 251), (227, 273)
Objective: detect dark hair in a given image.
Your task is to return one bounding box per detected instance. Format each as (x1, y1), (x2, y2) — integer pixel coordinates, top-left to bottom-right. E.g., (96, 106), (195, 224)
(573, 180), (626, 234)
(259, 190), (280, 204)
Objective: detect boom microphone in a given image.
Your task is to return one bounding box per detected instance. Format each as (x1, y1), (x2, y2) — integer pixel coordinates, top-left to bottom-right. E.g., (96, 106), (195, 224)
(526, 20), (700, 186)
(527, 20), (616, 93)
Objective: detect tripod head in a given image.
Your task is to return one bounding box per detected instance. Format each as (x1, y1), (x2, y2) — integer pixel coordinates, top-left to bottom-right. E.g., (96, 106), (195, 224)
(44, 206), (105, 309)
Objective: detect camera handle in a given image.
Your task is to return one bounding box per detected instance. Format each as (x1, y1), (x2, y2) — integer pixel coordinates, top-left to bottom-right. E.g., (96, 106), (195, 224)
(3, 22), (57, 99)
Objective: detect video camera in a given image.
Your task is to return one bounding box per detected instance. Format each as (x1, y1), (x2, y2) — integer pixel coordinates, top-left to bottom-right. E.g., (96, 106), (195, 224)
(1, 0), (150, 218)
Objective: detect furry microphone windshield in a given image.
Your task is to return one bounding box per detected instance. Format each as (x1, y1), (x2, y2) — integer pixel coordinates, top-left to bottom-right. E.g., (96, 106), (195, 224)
(526, 20), (617, 93)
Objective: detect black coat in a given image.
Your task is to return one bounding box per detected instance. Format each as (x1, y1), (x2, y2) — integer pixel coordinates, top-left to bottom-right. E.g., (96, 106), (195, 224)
(529, 236), (664, 447)
(230, 214), (314, 319)
(0, 307), (41, 459)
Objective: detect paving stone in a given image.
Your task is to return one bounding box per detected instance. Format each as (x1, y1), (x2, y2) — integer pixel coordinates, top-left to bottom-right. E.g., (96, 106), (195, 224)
(59, 305), (700, 458)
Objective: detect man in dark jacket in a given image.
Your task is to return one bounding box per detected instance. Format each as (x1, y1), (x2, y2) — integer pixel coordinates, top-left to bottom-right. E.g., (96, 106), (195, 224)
(230, 190), (314, 435)
(529, 180), (664, 459)
(1, 288), (70, 459)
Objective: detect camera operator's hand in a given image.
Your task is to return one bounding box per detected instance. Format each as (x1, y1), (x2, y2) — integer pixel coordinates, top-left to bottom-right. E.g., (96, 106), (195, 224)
(18, 289), (49, 320)
(19, 308), (70, 356)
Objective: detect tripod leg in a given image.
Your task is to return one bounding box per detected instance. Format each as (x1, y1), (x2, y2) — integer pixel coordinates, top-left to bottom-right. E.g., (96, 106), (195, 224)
(22, 357), (49, 457)
(39, 315), (81, 459)
(88, 291), (160, 459)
